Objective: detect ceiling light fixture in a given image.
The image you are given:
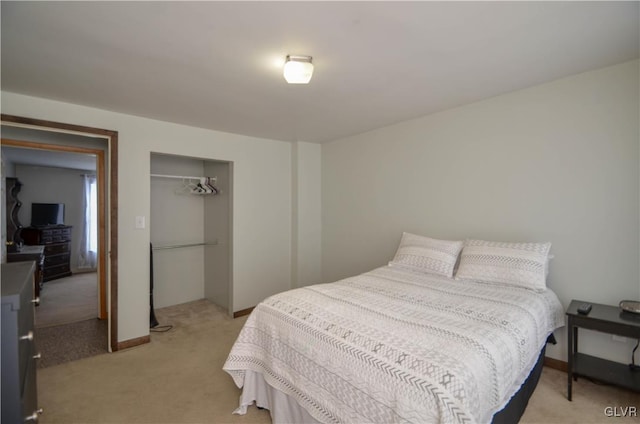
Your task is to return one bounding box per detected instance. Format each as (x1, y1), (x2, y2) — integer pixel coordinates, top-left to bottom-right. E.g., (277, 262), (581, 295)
(283, 55), (313, 84)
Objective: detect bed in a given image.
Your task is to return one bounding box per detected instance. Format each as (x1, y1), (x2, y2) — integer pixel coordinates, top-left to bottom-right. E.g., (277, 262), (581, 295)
(223, 234), (565, 424)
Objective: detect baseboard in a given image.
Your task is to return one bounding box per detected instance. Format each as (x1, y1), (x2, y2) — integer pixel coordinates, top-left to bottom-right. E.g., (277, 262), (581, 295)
(233, 306), (255, 318)
(115, 335), (150, 351)
(544, 356), (568, 372)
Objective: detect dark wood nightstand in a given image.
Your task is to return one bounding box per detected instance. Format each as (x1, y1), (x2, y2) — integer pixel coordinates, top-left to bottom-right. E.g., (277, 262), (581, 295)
(566, 300), (640, 400)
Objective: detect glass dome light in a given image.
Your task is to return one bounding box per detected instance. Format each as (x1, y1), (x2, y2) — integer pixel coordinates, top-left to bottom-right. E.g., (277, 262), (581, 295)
(283, 55), (313, 84)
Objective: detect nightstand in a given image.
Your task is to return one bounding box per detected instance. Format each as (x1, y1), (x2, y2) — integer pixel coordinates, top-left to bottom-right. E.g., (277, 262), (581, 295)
(566, 300), (640, 400)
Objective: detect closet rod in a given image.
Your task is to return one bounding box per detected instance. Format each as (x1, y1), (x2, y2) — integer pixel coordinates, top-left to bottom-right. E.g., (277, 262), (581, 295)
(151, 173), (215, 180)
(152, 241), (218, 251)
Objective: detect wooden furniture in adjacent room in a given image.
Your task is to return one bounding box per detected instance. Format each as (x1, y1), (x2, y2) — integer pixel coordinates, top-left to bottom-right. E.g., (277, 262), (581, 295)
(20, 226), (73, 282)
(566, 299), (640, 400)
(5, 177), (24, 246)
(7, 245), (45, 298)
(1, 261), (43, 423)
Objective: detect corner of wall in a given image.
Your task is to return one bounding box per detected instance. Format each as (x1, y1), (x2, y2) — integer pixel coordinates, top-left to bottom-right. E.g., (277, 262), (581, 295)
(292, 141), (322, 287)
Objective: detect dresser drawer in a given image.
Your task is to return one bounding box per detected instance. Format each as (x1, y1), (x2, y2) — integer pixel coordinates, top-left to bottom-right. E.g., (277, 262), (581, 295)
(44, 242), (70, 255)
(44, 227), (72, 241)
(17, 318), (34, 388)
(43, 263), (71, 280)
(41, 233), (71, 244)
(44, 252), (71, 267)
(36, 234), (68, 244)
(2, 262), (39, 424)
(17, 274), (35, 394)
(53, 234), (69, 243)
(22, 226), (72, 245)
(59, 227), (72, 240)
(22, 357), (39, 423)
(18, 333), (35, 396)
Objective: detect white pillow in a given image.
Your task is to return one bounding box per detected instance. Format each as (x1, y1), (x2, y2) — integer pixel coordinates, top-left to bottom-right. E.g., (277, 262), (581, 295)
(389, 232), (464, 278)
(455, 239), (552, 291)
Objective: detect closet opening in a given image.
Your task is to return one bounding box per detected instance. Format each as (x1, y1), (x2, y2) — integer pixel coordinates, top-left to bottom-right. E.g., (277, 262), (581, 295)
(150, 152), (233, 316)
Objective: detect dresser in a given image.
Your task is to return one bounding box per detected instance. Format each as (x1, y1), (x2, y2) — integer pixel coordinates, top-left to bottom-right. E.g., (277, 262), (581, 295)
(1, 261), (43, 423)
(21, 226), (72, 282)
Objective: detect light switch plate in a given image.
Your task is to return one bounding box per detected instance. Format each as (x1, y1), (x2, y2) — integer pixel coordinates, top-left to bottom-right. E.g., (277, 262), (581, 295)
(135, 215), (146, 229)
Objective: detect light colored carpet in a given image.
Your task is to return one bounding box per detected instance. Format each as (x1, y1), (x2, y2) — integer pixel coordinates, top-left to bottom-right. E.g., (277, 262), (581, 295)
(521, 368), (639, 424)
(35, 272), (98, 328)
(37, 299), (638, 424)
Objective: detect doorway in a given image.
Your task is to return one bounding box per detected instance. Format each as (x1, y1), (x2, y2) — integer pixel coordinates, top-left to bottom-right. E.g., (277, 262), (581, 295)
(2, 139), (107, 320)
(1, 114), (119, 351)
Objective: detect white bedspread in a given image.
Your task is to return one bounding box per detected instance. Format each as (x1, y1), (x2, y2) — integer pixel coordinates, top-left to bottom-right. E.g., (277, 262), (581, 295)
(223, 266), (564, 424)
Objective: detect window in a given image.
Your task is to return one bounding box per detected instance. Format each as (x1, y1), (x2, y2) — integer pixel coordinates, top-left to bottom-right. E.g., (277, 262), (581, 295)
(79, 174), (98, 269)
(89, 178), (98, 252)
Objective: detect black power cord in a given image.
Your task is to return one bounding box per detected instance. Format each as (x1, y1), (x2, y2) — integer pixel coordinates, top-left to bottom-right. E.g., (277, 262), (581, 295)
(630, 339), (640, 371)
(151, 324), (173, 333)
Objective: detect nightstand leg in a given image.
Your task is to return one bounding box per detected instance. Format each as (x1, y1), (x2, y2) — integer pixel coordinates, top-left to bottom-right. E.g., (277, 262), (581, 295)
(567, 321), (573, 401)
(572, 326), (578, 382)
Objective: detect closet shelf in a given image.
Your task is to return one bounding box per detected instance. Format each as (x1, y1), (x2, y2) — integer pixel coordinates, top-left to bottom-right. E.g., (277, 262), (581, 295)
(151, 173), (219, 195)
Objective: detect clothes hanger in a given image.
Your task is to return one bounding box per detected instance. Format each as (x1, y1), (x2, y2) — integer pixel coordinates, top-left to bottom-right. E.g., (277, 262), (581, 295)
(179, 177), (202, 195)
(199, 178), (213, 194)
(206, 177), (219, 195)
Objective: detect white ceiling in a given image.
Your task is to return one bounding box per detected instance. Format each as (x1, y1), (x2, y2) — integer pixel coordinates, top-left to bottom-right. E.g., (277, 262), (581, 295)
(1, 1), (638, 143)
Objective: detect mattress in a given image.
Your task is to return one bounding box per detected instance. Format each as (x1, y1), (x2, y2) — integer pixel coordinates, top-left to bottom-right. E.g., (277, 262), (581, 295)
(223, 265), (565, 424)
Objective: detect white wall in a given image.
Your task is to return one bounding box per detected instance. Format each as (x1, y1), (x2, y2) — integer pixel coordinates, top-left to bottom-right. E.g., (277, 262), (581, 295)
(322, 60), (640, 363)
(204, 160), (232, 311)
(1, 91), (293, 344)
(292, 141), (322, 287)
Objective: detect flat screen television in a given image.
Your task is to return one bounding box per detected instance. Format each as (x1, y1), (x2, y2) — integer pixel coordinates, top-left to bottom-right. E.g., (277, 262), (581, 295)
(31, 203), (65, 227)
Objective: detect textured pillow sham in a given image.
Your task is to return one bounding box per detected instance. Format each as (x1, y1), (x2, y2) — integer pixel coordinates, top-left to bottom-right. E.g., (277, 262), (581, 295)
(389, 232), (464, 278)
(455, 239), (552, 291)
